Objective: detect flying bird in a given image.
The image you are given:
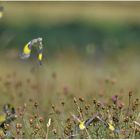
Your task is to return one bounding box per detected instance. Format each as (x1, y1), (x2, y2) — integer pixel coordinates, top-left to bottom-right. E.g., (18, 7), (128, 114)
(20, 37), (43, 65)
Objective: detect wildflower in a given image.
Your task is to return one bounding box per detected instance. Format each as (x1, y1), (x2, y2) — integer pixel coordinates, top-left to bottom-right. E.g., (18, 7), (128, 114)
(111, 95), (118, 104)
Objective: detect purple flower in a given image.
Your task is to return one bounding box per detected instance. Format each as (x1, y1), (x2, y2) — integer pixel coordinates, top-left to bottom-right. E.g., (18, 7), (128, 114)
(111, 95), (118, 104)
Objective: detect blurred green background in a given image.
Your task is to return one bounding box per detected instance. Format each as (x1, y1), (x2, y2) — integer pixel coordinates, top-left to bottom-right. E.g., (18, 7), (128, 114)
(1, 2), (140, 57)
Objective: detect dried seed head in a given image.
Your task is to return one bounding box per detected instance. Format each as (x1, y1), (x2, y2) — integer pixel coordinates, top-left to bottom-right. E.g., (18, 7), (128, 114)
(66, 124), (71, 130)
(113, 116), (119, 122)
(85, 104), (90, 110)
(34, 102), (38, 108)
(124, 117), (129, 123)
(35, 123), (40, 130)
(52, 129), (57, 135)
(73, 97), (77, 104)
(34, 114), (38, 119)
(132, 105), (136, 111)
(16, 129), (20, 135)
(16, 123), (22, 129)
(97, 101), (101, 107)
(129, 91), (133, 97)
(61, 101), (65, 106)
(79, 97), (84, 102)
(66, 118), (70, 123)
(19, 111), (24, 117)
(22, 131), (25, 135)
(80, 108), (83, 113)
(117, 101), (124, 109)
(93, 99), (96, 104)
(108, 105), (111, 109)
(129, 114), (133, 119)
(4, 123), (10, 130)
(55, 109), (61, 115)
(52, 105), (55, 111)
(39, 116), (44, 123)
(29, 118), (33, 125)
(64, 129), (69, 135)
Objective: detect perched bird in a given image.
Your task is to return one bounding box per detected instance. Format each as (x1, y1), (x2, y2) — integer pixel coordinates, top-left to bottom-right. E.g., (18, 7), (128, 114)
(72, 113), (117, 132)
(78, 115), (99, 130)
(20, 37), (44, 65)
(71, 114), (99, 131)
(0, 104), (17, 138)
(96, 116), (116, 132)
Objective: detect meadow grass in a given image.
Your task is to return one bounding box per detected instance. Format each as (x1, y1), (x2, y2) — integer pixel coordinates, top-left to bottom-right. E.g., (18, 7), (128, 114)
(0, 49), (139, 138)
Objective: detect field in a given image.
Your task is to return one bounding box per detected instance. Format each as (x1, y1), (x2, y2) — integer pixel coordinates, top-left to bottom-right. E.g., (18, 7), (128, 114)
(0, 1), (140, 139)
(0, 48), (139, 139)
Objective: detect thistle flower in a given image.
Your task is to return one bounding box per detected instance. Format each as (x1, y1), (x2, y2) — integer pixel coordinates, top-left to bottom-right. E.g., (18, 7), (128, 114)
(111, 95), (118, 104)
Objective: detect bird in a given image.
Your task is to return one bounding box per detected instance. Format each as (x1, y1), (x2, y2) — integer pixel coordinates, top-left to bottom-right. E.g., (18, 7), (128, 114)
(20, 37), (44, 65)
(0, 104), (17, 138)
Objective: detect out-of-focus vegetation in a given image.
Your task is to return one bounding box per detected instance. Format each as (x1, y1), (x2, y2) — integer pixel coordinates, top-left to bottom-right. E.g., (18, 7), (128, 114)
(1, 2), (140, 54)
(0, 2), (139, 139)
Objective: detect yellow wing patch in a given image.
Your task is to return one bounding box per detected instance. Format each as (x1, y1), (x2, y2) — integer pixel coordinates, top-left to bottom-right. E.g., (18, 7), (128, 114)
(38, 53), (43, 61)
(108, 123), (115, 131)
(23, 44), (31, 55)
(0, 114), (6, 123)
(79, 121), (86, 130)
